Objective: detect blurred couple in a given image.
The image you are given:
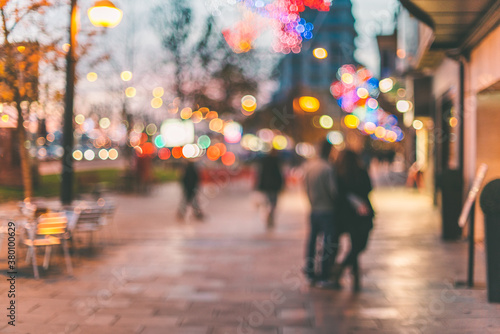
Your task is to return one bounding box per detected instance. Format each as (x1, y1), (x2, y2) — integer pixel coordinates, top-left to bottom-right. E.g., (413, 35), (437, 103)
(303, 140), (374, 291)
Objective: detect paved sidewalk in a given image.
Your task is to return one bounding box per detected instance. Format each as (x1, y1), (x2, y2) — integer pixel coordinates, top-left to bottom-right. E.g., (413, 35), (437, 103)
(0, 183), (499, 334)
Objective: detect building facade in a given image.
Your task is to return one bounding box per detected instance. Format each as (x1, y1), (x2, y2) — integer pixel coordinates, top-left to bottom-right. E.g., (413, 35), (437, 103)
(396, 0), (500, 240)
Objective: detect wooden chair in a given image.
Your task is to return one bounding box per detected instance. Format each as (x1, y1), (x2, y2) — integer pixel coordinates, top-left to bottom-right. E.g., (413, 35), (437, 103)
(22, 212), (73, 279)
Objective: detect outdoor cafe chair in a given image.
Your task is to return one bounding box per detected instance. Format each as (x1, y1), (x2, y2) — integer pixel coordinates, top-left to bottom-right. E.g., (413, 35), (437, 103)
(71, 206), (106, 248)
(96, 198), (118, 243)
(22, 212), (73, 279)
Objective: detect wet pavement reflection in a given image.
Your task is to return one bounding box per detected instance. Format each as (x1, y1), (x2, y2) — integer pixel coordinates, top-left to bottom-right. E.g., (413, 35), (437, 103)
(1, 184), (499, 334)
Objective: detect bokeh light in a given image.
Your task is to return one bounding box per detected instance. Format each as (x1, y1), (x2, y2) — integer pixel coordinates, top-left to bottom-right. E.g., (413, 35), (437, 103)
(87, 72), (98, 82)
(295, 142), (315, 158)
(375, 126), (387, 138)
(146, 124), (157, 136)
(223, 122), (242, 143)
(182, 144), (197, 158)
(331, 64), (403, 142)
(344, 115), (359, 129)
(153, 87), (164, 98)
(257, 128), (274, 142)
(298, 96), (320, 112)
(191, 111), (203, 123)
(125, 87), (136, 98)
(73, 150), (83, 161)
(99, 149), (109, 160)
(121, 71), (132, 81)
(449, 117), (458, 128)
(158, 148), (171, 160)
(319, 115), (333, 129)
(197, 135), (211, 149)
(109, 149), (119, 160)
(154, 135), (165, 148)
(241, 95), (257, 112)
(151, 97), (163, 109)
(209, 118), (224, 132)
(379, 78), (394, 93)
(172, 146), (183, 159)
(327, 131), (344, 145)
(221, 152), (235, 166)
(364, 122), (376, 134)
(99, 118), (111, 129)
(75, 114), (85, 125)
(313, 48), (328, 59)
(84, 150), (95, 161)
(413, 120), (424, 130)
(180, 107), (193, 120)
(214, 143), (227, 156)
(396, 100), (410, 113)
(207, 146), (221, 161)
(272, 135), (288, 150)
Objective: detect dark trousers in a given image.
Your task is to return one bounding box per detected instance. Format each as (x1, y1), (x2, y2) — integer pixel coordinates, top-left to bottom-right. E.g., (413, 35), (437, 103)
(264, 191), (278, 225)
(178, 189), (203, 218)
(342, 226), (371, 272)
(305, 211), (339, 281)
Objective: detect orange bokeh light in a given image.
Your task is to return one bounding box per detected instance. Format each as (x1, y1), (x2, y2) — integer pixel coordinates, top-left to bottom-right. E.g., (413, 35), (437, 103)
(172, 146), (183, 159)
(206, 111), (218, 120)
(209, 118), (224, 132)
(214, 143), (227, 156)
(207, 146), (221, 161)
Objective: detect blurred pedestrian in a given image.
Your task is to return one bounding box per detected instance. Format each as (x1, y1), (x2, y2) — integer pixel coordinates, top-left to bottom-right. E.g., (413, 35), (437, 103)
(135, 151), (153, 194)
(177, 160), (204, 221)
(256, 149), (284, 228)
(302, 140), (339, 286)
(333, 150), (374, 291)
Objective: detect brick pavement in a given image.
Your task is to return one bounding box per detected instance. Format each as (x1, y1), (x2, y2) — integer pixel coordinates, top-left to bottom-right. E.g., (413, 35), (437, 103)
(0, 183), (499, 334)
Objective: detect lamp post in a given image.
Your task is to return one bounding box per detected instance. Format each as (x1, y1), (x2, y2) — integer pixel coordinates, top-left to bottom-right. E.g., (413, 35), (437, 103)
(61, 0), (122, 204)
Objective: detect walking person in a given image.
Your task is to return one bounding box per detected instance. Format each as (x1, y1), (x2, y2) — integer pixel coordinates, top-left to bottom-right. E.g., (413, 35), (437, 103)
(333, 150), (374, 291)
(302, 140), (340, 286)
(177, 160), (204, 221)
(256, 149), (284, 229)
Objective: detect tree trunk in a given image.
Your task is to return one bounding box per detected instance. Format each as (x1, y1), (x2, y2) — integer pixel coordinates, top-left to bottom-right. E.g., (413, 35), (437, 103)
(1, 9), (34, 199)
(16, 104), (33, 199)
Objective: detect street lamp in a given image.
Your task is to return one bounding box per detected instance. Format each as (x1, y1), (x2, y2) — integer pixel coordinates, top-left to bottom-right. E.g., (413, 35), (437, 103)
(61, 0), (122, 204)
(88, 0), (123, 28)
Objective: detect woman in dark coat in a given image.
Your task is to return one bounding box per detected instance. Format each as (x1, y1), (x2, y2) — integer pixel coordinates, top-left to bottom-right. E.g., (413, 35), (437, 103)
(334, 150), (374, 291)
(256, 149), (284, 228)
(177, 161), (204, 220)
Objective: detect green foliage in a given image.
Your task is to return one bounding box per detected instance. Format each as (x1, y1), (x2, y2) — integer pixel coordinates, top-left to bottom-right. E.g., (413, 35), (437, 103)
(0, 167), (179, 203)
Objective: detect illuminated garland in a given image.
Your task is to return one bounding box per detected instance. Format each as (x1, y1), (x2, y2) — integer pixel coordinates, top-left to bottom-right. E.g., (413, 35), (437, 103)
(223, 0), (331, 54)
(330, 65), (403, 143)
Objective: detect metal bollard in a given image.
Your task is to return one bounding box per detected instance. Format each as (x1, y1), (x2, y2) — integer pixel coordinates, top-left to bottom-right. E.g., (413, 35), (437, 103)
(479, 179), (500, 303)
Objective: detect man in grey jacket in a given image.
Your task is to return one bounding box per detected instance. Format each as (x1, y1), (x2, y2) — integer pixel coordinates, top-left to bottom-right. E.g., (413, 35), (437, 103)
(302, 139), (339, 286)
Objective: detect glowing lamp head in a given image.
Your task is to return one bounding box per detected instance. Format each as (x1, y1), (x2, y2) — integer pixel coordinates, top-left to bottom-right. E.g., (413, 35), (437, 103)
(88, 0), (123, 28)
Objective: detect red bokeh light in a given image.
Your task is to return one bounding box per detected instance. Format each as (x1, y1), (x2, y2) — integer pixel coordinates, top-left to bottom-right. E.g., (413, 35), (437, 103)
(221, 152), (235, 166)
(158, 148), (171, 160)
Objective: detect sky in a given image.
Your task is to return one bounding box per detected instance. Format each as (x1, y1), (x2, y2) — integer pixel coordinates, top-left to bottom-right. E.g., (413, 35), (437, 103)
(351, 0), (399, 75)
(37, 0), (401, 121)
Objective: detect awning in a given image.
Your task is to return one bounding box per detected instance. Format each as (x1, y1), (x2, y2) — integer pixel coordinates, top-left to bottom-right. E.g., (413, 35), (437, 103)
(399, 0), (500, 52)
